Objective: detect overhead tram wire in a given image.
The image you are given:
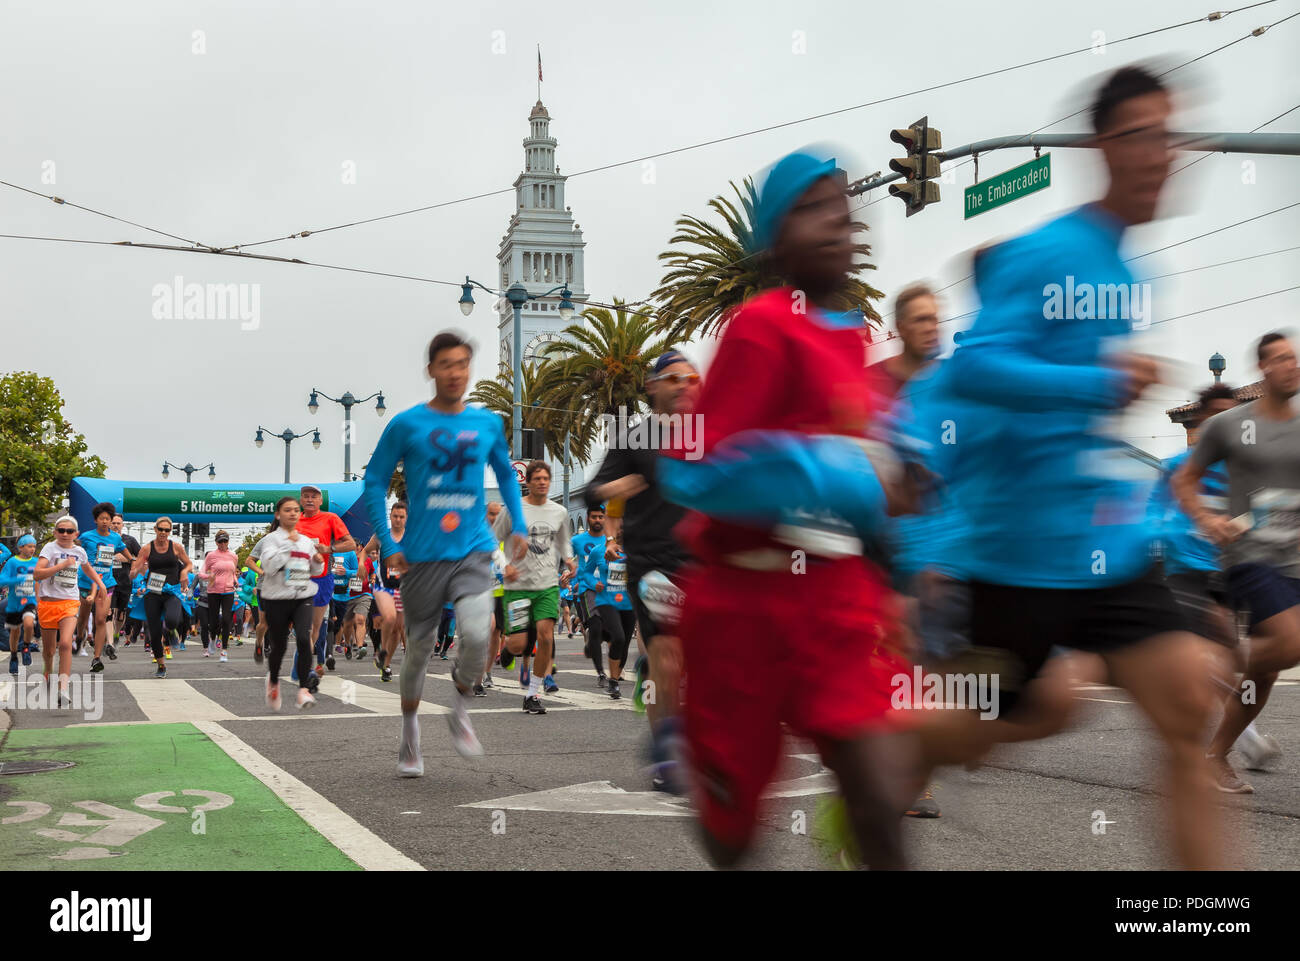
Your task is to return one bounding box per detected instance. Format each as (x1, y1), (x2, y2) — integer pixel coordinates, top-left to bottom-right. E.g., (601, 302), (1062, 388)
(0, 180), (214, 249)
(219, 5), (1268, 252)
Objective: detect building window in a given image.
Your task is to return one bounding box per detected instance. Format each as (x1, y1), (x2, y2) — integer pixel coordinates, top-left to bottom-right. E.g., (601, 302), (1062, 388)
(533, 254), (540, 282)
(544, 253), (552, 282)
(532, 184), (539, 208)
(566, 254), (574, 281)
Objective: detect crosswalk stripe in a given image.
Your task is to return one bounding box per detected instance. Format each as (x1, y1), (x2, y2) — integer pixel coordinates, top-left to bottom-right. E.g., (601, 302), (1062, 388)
(426, 672), (631, 710)
(313, 673), (448, 715)
(120, 679), (238, 722)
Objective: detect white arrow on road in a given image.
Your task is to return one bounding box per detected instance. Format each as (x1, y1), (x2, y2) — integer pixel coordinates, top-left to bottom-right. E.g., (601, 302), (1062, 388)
(461, 757), (836, 817)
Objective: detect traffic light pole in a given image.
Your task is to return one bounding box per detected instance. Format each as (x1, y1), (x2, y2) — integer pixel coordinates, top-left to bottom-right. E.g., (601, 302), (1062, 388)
(851, 131), (1300, 196)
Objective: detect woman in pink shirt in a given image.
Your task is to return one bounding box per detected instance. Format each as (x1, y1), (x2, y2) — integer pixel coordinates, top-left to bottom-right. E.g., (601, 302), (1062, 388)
(199, 531), (239, 662)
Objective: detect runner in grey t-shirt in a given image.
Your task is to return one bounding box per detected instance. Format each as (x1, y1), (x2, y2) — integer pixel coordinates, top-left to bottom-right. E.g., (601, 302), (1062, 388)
(1173, 331), (1300, 793)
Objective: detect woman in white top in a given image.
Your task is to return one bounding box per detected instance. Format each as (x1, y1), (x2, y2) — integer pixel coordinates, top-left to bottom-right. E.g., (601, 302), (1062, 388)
(34, 516), (108, 704)
(258, 496), (328, 711)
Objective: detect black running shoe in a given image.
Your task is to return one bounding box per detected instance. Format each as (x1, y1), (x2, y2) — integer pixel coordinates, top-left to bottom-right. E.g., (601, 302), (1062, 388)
(381, 666), (393, 683)
(326, 655), (336, 671)
(608, 680), (622, 700)
(345, 646), (353, 660)
(105, 643), (117, 661)
(905, 787), (941, 818)
(308, 672), (321, 694)
(523, 695), (547, 715)
(254, 645), (264, 665)
(596, 673), (607, 689)
(90, 656), (104, 673)
(473, 683), (487, 697)
(155, 665), (167, 678)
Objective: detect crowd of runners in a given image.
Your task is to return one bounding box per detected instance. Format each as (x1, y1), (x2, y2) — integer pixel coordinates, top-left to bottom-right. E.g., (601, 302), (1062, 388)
(4, 63), (1298, 869)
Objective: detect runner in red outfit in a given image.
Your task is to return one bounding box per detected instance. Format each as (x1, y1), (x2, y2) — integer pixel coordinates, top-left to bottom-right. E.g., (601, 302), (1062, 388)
(661, 149), (915, 869)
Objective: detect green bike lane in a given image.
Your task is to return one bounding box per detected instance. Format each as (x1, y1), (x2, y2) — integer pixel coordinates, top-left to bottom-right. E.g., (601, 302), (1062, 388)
(0, 722), (362, 871)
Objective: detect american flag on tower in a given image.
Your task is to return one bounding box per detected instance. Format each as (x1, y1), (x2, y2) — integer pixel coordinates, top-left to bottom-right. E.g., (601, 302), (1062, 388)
(537, 46), (542, 83)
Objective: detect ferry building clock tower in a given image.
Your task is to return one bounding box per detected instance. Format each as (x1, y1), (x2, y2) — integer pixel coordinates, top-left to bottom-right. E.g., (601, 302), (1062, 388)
(496, 100), (589, 370)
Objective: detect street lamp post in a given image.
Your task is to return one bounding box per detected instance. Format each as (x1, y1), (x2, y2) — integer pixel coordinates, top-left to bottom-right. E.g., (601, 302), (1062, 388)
(309, 388), (385, 482)
(254, 427), (321, 484)
(458, 276), (575, 459)
(161, 461), (216, 483)
(161, 461), (215, 552)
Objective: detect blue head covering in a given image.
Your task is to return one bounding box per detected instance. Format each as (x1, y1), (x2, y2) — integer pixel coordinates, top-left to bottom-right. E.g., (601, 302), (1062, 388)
(17, 534), (36, 548)
(651, 350), (692, 376)
(754, 150), (840, 252)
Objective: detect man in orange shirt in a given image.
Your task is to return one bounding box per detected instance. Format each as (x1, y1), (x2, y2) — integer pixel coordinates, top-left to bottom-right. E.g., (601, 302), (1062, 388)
(296, 484), (356, 676)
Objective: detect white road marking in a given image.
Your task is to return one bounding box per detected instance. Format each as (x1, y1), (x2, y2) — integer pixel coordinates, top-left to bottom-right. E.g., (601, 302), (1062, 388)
(313, 673), (448, 716)
(428, 672), (629, 710)
(121, 679), (237, 722)
(194, 721), (424, 871)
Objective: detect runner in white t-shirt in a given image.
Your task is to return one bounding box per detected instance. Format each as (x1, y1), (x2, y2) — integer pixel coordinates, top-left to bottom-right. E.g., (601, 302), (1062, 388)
(34, 516), (108, 705)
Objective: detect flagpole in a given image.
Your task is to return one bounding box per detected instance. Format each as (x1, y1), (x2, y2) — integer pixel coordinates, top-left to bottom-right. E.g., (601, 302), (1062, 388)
(537, 44), (541, 100)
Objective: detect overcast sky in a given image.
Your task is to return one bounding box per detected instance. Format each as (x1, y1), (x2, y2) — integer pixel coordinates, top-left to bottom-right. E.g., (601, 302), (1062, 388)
(3, 0), (1298, 495)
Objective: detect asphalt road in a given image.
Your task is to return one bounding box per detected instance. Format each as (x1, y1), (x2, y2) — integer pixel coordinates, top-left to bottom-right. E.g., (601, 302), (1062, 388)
(3, 630), (1297, 870)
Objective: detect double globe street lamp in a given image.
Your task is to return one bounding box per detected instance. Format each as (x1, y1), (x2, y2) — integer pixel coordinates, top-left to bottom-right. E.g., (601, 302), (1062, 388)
(161, 461), (216, 483)
(458, 277), (574, 459)
(309, 388), (385, 483)
(254, 427), (321, 484)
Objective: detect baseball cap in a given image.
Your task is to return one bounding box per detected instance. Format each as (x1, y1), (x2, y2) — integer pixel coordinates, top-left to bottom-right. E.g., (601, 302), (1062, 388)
(300, 484), (322, 495)
(215, 530), (230, 542)
(651, 350), (693, 377)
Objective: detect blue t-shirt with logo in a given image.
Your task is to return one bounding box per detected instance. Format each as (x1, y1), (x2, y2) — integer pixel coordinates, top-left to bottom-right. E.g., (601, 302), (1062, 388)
(363, 403), (527, 563)
(0, 556), (40, 612)
(78, 529), (126, 590)
(581, 547), (633, 611)
(571, 531), (606, 593)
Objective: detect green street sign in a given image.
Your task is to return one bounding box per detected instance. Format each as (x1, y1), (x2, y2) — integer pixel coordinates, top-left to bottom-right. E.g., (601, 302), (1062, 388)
(964, 153), (1051, 219)
(121, 486), (327, 517)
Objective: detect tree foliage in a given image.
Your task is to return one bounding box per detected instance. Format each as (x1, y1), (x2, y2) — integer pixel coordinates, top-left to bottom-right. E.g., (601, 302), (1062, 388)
(0, 372), (107, 532)
(651, 177), (885, 343)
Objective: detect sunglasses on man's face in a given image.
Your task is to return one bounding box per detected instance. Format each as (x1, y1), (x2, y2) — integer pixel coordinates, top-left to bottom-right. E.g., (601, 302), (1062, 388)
(56, 528), (76, 535)
(156, 526), (172, 533)
(649, 372), (700, 385)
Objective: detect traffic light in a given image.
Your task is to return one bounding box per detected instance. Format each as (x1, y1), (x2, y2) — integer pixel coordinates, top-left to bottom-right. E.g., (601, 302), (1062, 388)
(888, 116), (942, 216)
(521, 428), (545, 462)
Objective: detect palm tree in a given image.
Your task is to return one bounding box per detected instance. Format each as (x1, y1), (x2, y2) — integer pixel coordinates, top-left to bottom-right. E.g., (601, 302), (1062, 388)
(532, 300), (682, 464)
(467, 361), (559, 459)
(651, 177), (884, 343)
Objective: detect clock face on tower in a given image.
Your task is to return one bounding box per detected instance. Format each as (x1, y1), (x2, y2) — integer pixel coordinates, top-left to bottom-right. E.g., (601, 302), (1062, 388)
(524, 332), (563, 364)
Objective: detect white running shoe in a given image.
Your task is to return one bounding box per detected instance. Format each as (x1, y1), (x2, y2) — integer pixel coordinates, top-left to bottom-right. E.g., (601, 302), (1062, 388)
(447, 696), (484, 757)
(219, 652), (228, 663)
(266, 678), (281, 712)
(397, 735), (424, 777)
(297, 687), (316, 710)
(1234, 725), (1282, 771)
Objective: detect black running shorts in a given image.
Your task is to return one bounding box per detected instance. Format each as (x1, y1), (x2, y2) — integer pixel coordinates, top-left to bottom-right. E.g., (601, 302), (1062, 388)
(964, 567), (1189, 716)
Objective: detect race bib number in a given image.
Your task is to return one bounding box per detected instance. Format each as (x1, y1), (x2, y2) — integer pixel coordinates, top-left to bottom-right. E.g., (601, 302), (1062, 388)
(96, 545), (116, 569)
(348, 576), (363, 594)
(507, 597), (531, 632)
(1252, 489), (1300, 550)
(607, 560), (627, 589)
(18, 575), (35, 598)
(147, 572), (166, 594)
(285, 555), (312, 584)
(333, 560), (345, 578)
(55, 564), (79, 592)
